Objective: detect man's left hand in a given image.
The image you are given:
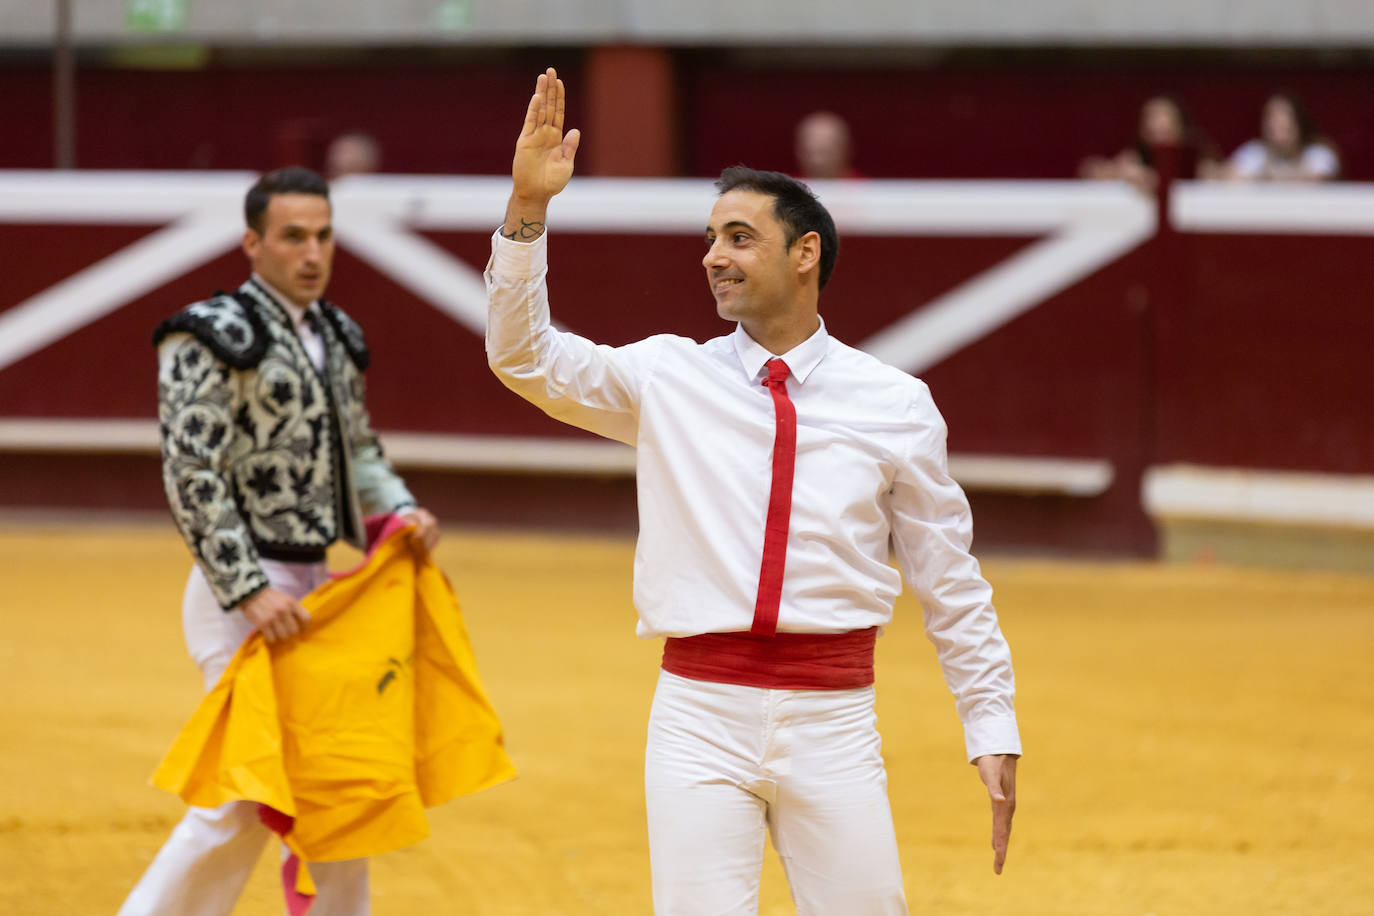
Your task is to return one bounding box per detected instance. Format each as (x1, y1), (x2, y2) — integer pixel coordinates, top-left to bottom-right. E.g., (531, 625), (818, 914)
(400, 507), (440, 552)
(974, 753), (1018, 875)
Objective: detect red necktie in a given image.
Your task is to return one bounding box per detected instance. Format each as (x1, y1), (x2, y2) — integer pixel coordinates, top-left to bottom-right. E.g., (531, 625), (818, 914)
(751, 358), (796, 637)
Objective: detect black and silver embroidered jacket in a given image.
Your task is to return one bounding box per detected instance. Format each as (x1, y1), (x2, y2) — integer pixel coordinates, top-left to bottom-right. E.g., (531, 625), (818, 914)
(155, 278), (415, 609)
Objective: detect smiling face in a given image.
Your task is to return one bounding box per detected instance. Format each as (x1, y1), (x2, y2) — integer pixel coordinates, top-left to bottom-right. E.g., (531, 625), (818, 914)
(703, 189), (815, 327)
(242, 193), (334, 308)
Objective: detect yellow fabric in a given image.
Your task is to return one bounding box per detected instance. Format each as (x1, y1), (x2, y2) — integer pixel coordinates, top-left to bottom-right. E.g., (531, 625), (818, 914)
(152, 523), (516, 886)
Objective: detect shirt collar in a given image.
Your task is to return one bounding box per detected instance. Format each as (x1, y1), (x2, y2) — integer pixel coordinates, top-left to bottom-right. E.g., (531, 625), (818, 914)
(250, 273), (317, 328)
(731, 318), (830, 385)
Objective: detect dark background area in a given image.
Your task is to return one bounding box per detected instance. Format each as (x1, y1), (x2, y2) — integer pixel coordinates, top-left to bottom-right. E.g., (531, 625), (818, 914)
(3, 47), (1372, 179)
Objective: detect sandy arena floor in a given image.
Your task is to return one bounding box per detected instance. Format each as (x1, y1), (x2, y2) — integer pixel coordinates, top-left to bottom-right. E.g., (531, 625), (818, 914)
(2, 521), (1372, 915)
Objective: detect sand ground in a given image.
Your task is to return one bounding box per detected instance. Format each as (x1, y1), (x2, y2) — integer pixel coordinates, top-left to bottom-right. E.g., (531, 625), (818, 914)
(2, 521), (1372, 915)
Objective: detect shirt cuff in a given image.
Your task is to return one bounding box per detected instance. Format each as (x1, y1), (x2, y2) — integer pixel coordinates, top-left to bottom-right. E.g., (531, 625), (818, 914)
(964, 715), (1022, 763)
(488, 227), (548, 275)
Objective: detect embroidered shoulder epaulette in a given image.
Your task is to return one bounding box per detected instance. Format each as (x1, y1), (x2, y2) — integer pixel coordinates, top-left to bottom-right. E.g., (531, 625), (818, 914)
(152, 291), (268, 370)
(319, 302), (371, 371)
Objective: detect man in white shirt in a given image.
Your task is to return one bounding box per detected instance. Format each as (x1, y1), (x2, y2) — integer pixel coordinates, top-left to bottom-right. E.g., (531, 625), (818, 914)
(121, 167), (439, 916)
(486, 69), (1020, 915)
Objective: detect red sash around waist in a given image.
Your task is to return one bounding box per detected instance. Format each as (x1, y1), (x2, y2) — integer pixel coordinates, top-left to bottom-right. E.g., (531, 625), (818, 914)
(661, 627), (877, 690)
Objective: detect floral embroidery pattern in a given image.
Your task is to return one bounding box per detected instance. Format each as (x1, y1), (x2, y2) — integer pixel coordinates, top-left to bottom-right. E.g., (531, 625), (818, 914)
(157, 285), (414, 609)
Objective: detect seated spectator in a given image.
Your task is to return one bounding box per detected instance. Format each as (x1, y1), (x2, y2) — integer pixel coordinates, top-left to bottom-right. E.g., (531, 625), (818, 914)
(794, 111), (864, 180)
(1207, 93), (1341, 182)
(325, 131), (382, 179)
(1079, 95), (1218, 192)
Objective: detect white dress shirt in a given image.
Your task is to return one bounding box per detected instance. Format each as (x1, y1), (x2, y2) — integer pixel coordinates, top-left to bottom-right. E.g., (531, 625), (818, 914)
(484, 231), (1020, 759)
(252, 274), (325, 371)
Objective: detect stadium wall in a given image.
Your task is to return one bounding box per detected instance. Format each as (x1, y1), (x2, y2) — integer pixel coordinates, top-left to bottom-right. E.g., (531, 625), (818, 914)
(1, 173), (1370, 561)
(3, 55), (1374, 182)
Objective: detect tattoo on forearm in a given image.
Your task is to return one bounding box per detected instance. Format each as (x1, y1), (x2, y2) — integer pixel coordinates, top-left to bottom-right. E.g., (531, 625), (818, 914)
(501, 218), (546, 241)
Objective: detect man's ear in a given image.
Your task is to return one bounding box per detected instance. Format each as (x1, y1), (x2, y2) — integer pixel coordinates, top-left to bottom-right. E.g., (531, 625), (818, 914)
(794, 230), (822, 282)
(242, 227), (260, 262)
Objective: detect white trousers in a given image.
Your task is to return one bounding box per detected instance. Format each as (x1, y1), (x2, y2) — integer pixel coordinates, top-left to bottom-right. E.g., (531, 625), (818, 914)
(645, 670), (908, 916)
(120, 560), (370, 916)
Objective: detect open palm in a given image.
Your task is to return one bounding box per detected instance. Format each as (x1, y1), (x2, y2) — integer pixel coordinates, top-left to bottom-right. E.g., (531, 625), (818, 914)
(512, 68), (581, 204)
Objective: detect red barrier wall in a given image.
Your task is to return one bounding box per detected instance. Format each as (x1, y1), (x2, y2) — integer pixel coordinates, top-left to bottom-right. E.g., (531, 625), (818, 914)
(2, 177), (1371, 554)
(1155, 233), (1374, 475)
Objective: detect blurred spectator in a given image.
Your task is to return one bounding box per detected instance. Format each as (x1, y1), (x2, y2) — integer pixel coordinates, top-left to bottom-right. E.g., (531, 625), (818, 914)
(1079, 95), (1218, 192)
(1206, 93), (1341, 182)
(794, 111), (864, 180)
(325, 131), (382, 179)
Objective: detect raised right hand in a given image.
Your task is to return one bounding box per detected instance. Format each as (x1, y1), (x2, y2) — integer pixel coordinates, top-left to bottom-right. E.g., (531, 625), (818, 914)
(504, 67), (581, 240)
(238, 587), (312, 643)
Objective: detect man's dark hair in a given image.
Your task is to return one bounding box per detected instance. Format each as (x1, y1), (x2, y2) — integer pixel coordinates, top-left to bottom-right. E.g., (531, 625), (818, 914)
(244, 166), (330, 234)
(715, 166), (839, 291)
